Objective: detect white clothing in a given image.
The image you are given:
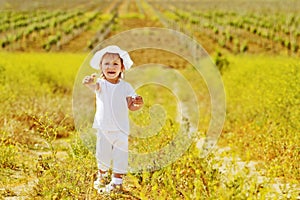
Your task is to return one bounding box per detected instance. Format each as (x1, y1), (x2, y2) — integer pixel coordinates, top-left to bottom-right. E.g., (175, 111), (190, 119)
(92, 79), (135, 134)
(93, 78), (135, 174)
(96, 130), (128, 174)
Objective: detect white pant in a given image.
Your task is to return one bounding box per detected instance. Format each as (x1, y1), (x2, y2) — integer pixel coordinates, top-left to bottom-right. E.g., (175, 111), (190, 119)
(96, 130), (128, 174)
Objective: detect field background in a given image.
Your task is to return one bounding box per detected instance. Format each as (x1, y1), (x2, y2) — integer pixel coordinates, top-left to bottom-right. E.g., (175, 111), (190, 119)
(0, 0), (299, 199)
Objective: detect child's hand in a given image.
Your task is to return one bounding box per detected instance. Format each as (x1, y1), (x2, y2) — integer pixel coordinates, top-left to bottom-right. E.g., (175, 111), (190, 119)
(82, 73), (97, 85)
(127, 95), (144, 111)
(132, 95), (144, 107)
(82, 73), (100, 91)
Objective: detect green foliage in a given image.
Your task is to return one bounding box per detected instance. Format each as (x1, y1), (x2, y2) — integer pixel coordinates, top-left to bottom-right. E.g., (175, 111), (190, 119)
(120, 12), (145, 19)
(161, 4), (300, 55)
(214, 51), (230, 74)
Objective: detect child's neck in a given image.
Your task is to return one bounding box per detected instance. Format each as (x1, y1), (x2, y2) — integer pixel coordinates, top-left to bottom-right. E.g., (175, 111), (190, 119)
(105, 78), (120, 84)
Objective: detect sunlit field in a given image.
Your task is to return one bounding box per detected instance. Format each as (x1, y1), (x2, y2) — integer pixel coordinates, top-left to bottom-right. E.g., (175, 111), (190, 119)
(0, 0), (299, 199)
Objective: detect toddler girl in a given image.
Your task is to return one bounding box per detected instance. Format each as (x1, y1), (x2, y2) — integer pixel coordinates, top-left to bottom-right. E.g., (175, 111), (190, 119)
(82, 45), (143, 193)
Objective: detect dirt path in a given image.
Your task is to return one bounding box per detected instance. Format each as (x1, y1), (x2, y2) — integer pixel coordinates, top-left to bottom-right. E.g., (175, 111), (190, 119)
(197, 139), (300, 199)
(1, 178), (38, 200)
(1, 150), (68, 199)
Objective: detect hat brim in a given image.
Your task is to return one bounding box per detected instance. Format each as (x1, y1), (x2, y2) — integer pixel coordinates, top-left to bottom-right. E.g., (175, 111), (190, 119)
(90, 45), (133, 70)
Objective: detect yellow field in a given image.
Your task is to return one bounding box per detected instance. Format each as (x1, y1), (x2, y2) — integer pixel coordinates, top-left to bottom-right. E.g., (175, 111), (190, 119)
(0, 0), (300, 199)
(0, 52), (299, 199)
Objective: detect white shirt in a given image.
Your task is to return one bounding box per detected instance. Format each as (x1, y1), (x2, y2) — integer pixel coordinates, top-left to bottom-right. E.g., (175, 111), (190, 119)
(92, 79), (135, 134)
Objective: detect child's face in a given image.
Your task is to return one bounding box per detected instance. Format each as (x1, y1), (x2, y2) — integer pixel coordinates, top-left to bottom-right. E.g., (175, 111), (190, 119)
(100, 53), (124, 83)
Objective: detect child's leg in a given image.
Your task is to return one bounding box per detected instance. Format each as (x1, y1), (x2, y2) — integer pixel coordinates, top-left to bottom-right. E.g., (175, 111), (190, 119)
(97, 131), (128, 193)
(94, 130), (112, 189)
(112, 131), (128, 185)
(96, 130), (113, 172)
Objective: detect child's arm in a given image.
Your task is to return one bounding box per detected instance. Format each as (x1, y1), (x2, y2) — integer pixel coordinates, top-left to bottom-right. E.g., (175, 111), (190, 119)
(82, 74), (100, 92)
(127, 95), (144, 111)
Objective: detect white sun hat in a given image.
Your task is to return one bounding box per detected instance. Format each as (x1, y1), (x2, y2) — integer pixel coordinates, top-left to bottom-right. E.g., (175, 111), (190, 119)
(90, 45), (133, 70)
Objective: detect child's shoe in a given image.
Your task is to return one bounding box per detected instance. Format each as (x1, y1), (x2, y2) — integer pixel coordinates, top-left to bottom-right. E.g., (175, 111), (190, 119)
(98, 181), (122, 193)
(93, 171), (109, 190)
